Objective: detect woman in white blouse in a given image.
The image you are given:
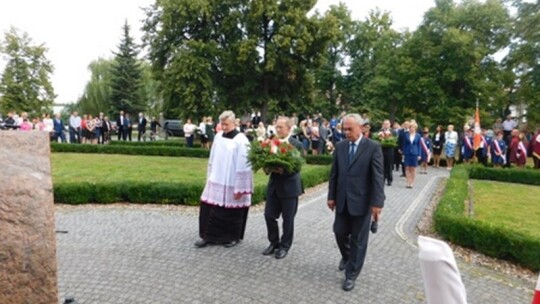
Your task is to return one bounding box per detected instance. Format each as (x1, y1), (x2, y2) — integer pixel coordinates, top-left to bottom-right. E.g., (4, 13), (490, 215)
(444, 124), (458, 169)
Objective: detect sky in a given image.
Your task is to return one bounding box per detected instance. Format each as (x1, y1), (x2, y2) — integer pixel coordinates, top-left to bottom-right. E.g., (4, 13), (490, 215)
(0, 0), (436, 104)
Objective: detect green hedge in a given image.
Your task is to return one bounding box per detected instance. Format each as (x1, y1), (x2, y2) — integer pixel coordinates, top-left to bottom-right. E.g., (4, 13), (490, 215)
(51, 143), (334, 165)
(469, 166), (540, 185)
(54, 165), (331, 206)
(51, 143), (210, 158)
(109, 140), (202, 148)
(434, 165), (540, 270)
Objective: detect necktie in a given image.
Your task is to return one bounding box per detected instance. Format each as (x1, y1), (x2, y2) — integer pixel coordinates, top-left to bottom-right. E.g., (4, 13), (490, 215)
(349, 142), (356, 163)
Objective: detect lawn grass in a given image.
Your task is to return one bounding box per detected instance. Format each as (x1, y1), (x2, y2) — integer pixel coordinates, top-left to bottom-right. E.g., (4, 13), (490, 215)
(472, 179), (540, 239)
(51, 153), (324, 187)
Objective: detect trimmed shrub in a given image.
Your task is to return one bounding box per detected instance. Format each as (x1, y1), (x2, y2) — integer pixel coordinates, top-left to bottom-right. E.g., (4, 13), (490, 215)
(53, 165), (331, 206)
(51, 143), (210, 158)
(305, 155), (333, 165)
(434, 165), (540, 270)
(109, 140), (202, 148)
(469, 165), (540, 185)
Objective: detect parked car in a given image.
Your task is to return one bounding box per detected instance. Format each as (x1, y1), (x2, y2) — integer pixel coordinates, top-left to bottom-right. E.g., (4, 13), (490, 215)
(163, 119), (185, 139)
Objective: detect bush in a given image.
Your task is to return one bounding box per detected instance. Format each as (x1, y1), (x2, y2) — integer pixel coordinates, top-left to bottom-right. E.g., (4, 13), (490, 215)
(51, 143), (210, 158)
(434, 165), (540, 270)
(109, 141), (202, 148)
(469, 165), (540, 185)
(53, 165), (331, 206)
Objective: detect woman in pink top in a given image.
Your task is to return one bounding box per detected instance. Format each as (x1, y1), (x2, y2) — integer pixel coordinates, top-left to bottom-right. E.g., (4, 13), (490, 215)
(19, 119), (33, 131)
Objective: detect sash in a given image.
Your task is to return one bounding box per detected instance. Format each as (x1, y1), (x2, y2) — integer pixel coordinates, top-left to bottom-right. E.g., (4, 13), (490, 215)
(464, 136), (472, 150)
(517, 141), (527, 159)
(420, 138), (431, 163)
(482, 136), (490, 157)
(493, 140), (506, 164)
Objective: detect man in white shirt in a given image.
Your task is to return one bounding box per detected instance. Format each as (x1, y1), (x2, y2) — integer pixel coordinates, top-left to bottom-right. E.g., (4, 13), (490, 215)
(502, 115), (517, 144)
(69, 112), (81, 144)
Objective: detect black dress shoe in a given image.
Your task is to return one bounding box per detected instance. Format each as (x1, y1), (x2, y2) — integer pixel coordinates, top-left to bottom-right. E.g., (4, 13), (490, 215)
(342, 278), (355, 291)
(338, 258), (347, 271)
(194, 239), (209, 248)
(262, 244), (278, 256)
(275, 248), (288, 259)
(387, 181), (392, 186)
(223, 240), (240, 248)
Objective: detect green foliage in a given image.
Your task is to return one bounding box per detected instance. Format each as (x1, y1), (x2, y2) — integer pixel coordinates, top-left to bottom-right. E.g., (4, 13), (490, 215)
(109, 21), (145, 115)
(434, 165), (540, 270)
(469, 165), (540, 185)
(142, 0), (335, 121)
(53, 160), (330, 205)
(77, 58), (114, 115)
(247, 139), (304, 174)
(50, 143), (210, 158)
(504, 0), (540, 126)
(0, 27), (55, 113)
(109, 140), (202, 148)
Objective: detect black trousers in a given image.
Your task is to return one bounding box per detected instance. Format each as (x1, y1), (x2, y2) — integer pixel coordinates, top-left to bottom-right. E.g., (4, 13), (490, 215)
(334, 206), (371, 280)
(382, 148), (394, 183)
(264, 192), (298, 251)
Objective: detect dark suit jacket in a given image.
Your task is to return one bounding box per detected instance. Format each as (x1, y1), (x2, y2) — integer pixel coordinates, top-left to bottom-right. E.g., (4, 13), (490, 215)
(138, 117), (147, 132)
(403, 133), (421, 156)
(328, 137), (385, 216)
(267, 137), (304, 199)
(53, 119), (64, 133)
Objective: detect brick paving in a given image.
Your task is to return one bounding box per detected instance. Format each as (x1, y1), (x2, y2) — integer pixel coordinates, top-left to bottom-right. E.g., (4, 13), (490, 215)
(56, 167), (534, 303)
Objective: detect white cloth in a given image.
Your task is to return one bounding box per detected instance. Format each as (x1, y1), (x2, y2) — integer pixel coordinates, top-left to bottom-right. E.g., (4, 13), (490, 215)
(200, 132), (253, 208)
(70, 115), (81, 128)
(418, 236), (468, 304)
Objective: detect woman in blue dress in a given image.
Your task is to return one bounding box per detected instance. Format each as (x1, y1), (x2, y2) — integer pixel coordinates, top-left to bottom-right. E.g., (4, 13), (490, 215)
(445, 124), (458, 169)
(403, 122), (422, 188)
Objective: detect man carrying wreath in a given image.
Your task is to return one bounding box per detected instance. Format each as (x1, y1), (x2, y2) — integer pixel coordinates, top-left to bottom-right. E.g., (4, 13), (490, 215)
(262, 116), (304, 259)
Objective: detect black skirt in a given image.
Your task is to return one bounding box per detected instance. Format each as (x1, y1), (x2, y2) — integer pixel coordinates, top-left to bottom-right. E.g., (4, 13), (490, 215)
(199, 202), (249, 243)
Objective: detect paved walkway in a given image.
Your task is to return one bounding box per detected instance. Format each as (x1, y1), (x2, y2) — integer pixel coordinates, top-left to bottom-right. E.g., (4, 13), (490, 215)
(56, 168), (534, 303)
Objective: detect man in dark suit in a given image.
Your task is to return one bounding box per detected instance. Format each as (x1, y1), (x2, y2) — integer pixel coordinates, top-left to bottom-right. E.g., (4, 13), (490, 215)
(327, 113), (385, 291)
(262, 116), (304, 260)
(116, 110), (126, 141)
(53, 113), (66, 142)
(137, 112), (148, 142)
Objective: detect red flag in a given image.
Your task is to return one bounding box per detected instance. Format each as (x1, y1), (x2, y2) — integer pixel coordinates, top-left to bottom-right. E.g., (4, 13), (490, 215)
(473, 106), (481, 150)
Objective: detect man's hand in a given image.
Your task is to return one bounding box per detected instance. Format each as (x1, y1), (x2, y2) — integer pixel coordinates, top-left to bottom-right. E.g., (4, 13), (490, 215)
(371, 206), (382, 222)
(327, 200), (336, 211)
(234, 193), (243, 200)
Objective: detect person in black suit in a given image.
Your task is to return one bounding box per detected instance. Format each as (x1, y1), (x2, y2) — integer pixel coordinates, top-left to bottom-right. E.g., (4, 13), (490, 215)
(262, 116), (304, 260)
(327, 113), (385, 292)
(53, 113), (66, 142)
(137, 112), (148, 142)
(116, 111), (126, 141)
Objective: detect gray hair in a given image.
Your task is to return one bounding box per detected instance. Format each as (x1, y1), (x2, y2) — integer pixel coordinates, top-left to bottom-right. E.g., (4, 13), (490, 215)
(219, 110), (236, 122)
(276, 116), (294, 129)
(343, 113), (364, 126)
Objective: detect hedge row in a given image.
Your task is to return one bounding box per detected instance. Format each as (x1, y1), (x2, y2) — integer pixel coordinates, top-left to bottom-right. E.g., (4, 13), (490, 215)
(51, 143), (210, 158)
(469, 165), (540, 185)
(109, 140), (202, 148)
(434, 165), (540, 270)
(54, 165), (331, 206)
(51, 143), (333, 165)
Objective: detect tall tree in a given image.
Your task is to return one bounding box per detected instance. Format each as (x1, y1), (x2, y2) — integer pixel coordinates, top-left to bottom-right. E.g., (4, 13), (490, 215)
(346, 10), (410, 124)
(404, 0), (511, 125)
(77, 58), (113, 115)
(142, 0), (334, 121)
(505, 0), (540, 126)
(312, 3), (355, 117)
(109, 21), (145, 115)
(0, 27), (55, 114)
